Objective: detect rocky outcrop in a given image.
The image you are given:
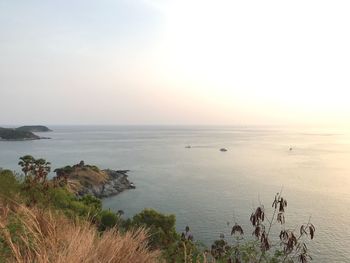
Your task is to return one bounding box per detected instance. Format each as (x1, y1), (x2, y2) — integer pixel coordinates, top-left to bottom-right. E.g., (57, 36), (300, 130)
(77, 169), (135, 198)
(55, 162), (135, 199)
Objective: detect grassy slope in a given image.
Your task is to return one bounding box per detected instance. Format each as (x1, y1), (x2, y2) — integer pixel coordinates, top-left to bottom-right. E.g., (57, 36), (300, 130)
(0, 198), (161, 263)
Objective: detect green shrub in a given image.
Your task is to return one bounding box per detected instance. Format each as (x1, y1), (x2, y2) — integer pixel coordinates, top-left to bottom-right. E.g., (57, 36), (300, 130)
(163, 240), (206, 263)
(99, 210), (118, 230)
(45, 188), (101, 220)
(130, 209), (178, 249)
(80, 195), (102, 211)
(0, 170), (20, 199)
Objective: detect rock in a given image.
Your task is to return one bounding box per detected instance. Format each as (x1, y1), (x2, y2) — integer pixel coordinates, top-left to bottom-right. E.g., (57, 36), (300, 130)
(56, 162), (135, 199)
(116, 170), (130, 174)
(75, 169), (135, 198)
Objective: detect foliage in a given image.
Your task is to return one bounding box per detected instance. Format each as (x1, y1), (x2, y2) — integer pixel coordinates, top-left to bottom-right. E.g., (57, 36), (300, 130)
(0, 169), (20, 199)
(129, 209), (179, 250)
(207, 192), (315, 263)
(0, 200), (160, 263)
(163, 240), (206, 263)
(80, 194), (102, 211)
(16, 156), (103, 220)
(18, 155), (52, 205)
(54, 165), (73, 175)
(0, 156), (317, 263)
(46, 187), (102, 219)
(85, 165), (100, 173)
(18, 155), (51, 182)
(99, 210), (119, 231)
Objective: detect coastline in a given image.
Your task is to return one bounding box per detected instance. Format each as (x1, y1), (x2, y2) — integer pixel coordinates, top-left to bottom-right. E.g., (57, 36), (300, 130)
(0, 137), (51, 141)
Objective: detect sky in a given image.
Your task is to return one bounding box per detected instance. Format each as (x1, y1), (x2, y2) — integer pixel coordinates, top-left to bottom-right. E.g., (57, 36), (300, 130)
(1, 0), (350, 126)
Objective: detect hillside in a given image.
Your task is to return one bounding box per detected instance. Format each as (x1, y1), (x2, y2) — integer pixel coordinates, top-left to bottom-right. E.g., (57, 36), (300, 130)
(0, 198), (160, 263)
(0, 125), (52, 140)
(16, 125), (52, 132)
(0, 127), (40, 140)
(0, 156), (316, 263)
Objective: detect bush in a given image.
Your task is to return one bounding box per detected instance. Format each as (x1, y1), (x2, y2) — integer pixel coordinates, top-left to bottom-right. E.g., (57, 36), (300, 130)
(80, 194), (102, 211)
(45, 188), (102, 220)
(99, 210), (118, 231)
(130, 209), (178, 249)
(0, 170), (20, 199)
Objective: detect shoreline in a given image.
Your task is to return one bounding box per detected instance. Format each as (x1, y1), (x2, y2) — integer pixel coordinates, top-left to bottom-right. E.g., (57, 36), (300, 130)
(0, 137), (51, 141)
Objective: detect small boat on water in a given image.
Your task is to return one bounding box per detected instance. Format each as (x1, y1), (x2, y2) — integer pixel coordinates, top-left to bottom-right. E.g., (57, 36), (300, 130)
(220, 148), (228, 152)
(185, 145), (191, 149)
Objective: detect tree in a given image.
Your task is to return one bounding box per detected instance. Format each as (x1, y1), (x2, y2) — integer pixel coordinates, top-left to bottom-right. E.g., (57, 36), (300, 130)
(18, 155), (35, 176)
(131, 209), (178, 249)
(18, 155), (51, 185)
(18, 155), (51, 205)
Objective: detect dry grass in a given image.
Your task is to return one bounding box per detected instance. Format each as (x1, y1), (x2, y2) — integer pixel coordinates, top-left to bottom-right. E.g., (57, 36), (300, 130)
(66, 166), (108, 193)
(0, 199), (161, 263)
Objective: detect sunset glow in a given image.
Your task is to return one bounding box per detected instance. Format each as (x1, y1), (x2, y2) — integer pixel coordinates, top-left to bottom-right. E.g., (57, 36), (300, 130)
(1, 0), (350, 125)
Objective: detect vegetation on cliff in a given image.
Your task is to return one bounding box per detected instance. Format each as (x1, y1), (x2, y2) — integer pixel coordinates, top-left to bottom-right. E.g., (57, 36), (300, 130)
(0, 198), (160, 263)
(0, 156), (316, 262)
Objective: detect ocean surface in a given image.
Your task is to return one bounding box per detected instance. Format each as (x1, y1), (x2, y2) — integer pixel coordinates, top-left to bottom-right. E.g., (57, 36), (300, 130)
(0, 126), (349, 262)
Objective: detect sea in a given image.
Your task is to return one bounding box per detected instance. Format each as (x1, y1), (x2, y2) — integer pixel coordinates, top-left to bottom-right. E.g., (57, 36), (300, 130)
(0, 125), (349, 262)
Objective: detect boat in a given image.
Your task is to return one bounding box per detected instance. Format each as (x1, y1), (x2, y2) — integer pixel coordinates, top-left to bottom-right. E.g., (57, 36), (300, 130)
(220, 148), (228, 152)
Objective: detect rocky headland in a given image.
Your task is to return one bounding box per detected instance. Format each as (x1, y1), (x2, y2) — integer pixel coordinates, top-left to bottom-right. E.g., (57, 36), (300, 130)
(54, 161), (135, 198)
(0, 125), (51, 141)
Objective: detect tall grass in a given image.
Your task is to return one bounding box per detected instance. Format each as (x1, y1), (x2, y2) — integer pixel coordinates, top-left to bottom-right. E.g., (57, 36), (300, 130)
(0, 199), (161, 263)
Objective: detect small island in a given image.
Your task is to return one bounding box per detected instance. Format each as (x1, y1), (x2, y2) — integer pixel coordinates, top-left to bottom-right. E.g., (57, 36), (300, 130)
(0, 125), (51, 141)
(54, 161), (135, 198)
(16, 125), (52, 132)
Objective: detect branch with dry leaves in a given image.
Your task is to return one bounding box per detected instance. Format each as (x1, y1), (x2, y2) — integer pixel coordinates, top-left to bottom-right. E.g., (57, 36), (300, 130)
(208, 192), (316, 263)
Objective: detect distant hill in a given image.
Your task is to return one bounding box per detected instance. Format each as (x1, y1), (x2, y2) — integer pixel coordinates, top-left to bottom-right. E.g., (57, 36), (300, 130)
(16, 125), (52, 132)
(0, 125), (51, 140)
(0, 127), (40, 140)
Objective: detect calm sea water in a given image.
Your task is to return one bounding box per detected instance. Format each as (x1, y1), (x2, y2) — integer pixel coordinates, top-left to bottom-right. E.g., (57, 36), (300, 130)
(0, 126), (349, 262)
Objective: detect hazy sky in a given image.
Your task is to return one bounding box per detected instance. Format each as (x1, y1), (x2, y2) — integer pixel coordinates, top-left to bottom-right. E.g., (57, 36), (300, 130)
(1, 0), (350, 126)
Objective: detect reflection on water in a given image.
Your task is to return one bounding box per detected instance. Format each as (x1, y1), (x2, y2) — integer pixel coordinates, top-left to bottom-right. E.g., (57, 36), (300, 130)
(0, 126), (349, 262)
